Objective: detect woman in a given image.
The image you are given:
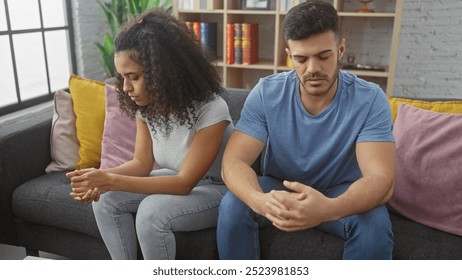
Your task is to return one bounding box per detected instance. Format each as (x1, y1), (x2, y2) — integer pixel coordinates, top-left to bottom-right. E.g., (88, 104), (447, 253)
(67, 9), (233, 260)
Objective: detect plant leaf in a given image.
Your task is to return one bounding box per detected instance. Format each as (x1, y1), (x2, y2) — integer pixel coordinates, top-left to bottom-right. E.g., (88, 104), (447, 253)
(95, 0), (173, 77)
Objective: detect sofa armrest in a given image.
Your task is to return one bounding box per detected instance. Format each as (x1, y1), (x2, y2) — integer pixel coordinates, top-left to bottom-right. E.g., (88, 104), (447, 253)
(0, 104), (53, 245)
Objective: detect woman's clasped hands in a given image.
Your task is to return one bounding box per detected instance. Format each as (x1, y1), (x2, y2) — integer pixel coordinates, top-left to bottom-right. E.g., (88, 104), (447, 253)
(66, 168), (109, 203)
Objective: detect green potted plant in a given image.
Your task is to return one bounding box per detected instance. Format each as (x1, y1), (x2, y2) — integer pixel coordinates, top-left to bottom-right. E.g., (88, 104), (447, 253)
(96, 0), (173, 78)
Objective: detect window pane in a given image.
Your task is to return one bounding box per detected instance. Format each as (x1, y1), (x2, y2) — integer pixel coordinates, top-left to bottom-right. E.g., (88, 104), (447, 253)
(45, 30), (70, 91)
(7, 0), (41, 30)
(0, 1), (7, 31)
(41, 0), (67, 28)
(13, 33), (48, 101)
(0, 36), (17, 107)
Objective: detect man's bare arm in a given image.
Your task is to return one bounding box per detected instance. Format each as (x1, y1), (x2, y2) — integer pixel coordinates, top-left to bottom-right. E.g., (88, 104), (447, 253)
(329, 141), (396, 219)
(221, 130), (269, 215)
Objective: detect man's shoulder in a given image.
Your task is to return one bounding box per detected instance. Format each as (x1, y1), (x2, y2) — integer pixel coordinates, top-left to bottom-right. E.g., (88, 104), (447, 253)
(340, 71), (382, 93)
(339, 71), (386, 103)
(338, 71), (390, 117)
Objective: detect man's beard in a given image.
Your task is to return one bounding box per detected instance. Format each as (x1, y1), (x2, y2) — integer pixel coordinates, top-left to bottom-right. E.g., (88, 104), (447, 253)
(300, 66), (340, 97)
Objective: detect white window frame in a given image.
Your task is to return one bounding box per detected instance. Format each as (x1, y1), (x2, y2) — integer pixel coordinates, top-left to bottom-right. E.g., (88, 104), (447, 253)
(0, 0), (76, 116)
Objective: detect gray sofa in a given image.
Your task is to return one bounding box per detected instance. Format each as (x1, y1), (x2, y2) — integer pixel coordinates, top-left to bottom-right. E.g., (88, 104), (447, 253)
(1, 87), (461, 260)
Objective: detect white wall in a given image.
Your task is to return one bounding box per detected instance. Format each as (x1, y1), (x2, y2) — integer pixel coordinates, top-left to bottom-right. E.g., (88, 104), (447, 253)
(71, 0), (106, 82)
(393, 0), (462, 98)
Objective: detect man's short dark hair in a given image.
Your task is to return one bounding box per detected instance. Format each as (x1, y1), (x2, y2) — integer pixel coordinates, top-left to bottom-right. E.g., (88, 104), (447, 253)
(283, 0), (339, 43)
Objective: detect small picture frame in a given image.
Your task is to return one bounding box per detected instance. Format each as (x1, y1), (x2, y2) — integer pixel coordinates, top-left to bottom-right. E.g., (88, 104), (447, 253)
(241, 0), (270, 10)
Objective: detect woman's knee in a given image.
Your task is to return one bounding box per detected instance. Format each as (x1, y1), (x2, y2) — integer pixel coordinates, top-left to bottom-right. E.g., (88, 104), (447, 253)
(136, 195), (168, 230)
(92, 191), (118, 216)
(93, 191), (145, 218)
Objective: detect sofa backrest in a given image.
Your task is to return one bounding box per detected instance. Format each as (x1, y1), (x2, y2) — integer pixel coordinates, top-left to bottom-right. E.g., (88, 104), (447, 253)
(221, 87), (251, 125)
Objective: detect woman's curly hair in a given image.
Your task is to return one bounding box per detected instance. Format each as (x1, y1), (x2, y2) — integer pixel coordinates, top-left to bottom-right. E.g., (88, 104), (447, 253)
(114, 9), (223, 135)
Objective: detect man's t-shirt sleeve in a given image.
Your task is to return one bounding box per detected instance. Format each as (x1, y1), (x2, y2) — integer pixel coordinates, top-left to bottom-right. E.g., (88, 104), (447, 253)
(235, 83), (268, 143)
(357, 89), (394, 143)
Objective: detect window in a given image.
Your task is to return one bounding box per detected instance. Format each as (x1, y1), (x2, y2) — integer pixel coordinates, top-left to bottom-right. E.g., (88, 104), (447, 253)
(0, 0), (76, 116)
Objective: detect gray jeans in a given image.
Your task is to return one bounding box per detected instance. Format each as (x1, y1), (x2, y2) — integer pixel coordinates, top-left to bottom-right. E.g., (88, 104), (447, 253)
(92, 168), (227, 260)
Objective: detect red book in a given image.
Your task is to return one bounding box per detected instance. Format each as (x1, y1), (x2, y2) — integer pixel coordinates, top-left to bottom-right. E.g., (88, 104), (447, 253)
(226, 23), (235, 64)
(241, 23), (258, 65)
(192, 21), (201, 41)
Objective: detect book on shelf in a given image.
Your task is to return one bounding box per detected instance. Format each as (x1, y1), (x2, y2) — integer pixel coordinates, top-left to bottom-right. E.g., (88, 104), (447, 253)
(193, 21), (201, 41)
(241, 23), (258, 65)
(226, 23), (235, 64)
(227, 23), (259, 65)
(185, 21), (218, 58)
(200, 22), (217, 58)
(233, 23), (242, 64)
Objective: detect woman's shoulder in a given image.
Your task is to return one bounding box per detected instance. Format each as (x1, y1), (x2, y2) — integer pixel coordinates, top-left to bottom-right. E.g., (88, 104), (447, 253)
(197, 94), (228, 111)
(194, 94), (231, 121)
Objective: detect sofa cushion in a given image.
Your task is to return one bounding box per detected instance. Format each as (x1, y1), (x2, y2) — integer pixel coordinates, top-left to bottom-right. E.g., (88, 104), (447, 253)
(12, 171), (101, 239)
(389, 104), (462, 236)
(100, 85), (137, 169)
(390, 212), (462, 259)
(45, 89), (79, 173)
(69, 74), (106, 169)
(388, 96), (462, 123)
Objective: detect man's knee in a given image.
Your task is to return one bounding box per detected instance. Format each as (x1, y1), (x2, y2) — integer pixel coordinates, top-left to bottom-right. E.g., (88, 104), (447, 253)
(218, 191), (252, 224)
(365, 206), (392, 232)
(356, 207), (392, 245)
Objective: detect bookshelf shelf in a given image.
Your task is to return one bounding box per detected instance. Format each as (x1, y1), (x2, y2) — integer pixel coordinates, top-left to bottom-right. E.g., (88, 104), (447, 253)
(227, 10), (278, 15)
(174, 0), (403, 95)
(348, 70), (390, 78)
(226, 59), (275, 70)
(337, 12), (396, 18)
(178, 9), (225, 14)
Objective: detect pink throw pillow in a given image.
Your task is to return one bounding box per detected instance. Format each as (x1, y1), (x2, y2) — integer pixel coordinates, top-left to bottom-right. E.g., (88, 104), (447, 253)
(100, 85), (137, 169)
(100, 85), (161, 170)
(45, 89), (79, 173)
(389, 104), (462, 236)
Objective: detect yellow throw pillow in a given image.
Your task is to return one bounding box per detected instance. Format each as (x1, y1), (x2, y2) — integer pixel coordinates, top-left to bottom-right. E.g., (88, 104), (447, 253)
(69, 74), (106, 169)
(388, 97), (462, 123)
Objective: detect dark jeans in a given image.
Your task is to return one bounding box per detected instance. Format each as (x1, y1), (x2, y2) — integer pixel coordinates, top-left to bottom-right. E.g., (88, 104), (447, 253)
(217, 175), (393, 260)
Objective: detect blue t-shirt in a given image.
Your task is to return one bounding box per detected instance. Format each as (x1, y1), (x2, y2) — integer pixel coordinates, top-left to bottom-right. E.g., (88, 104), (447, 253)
(236, 70), (394, 190)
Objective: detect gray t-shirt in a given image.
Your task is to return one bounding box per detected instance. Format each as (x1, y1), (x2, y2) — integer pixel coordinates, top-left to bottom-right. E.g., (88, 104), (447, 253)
(139, 95), (233, 179)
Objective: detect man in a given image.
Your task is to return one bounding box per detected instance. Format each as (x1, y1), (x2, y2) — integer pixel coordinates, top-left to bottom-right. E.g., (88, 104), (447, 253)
(217, 0), (396, 260)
